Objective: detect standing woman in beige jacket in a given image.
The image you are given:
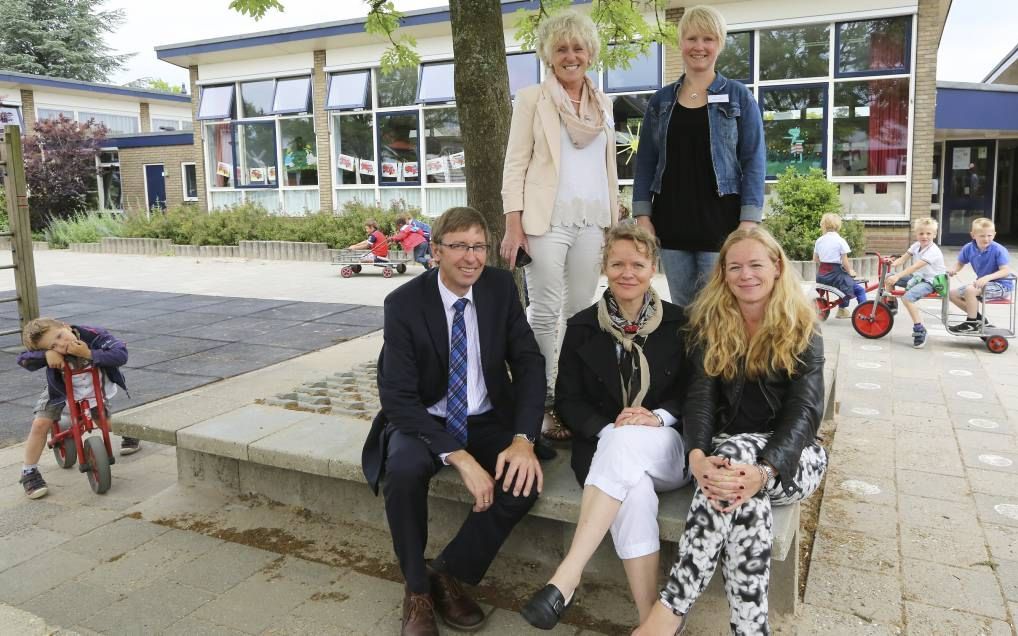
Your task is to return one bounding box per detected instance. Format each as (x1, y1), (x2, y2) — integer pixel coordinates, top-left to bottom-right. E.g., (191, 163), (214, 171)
(501, 9), (619, 441)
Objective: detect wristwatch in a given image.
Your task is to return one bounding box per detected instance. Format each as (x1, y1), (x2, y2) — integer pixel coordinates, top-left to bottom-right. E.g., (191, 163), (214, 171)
(758, 463), (776, 484)
(514, 433), (536, 444)
(652, 411), (665, 427)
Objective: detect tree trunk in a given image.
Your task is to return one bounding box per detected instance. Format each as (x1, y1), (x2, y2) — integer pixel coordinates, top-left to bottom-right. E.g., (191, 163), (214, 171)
(449, 0), (511, 268)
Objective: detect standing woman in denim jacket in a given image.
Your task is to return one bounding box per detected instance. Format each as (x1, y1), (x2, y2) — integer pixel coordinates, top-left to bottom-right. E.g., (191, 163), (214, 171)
(632, 5), (765, 308)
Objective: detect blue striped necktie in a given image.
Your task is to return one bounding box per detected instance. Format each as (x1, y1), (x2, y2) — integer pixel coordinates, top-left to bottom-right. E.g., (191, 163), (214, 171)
(446, 297), (469, 445)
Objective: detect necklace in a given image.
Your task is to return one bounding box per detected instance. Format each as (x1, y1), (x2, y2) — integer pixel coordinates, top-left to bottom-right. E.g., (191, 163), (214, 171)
(569, 96), (582, 104)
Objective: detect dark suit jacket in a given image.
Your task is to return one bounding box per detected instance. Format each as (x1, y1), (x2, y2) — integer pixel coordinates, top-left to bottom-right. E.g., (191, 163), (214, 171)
(362, 267), (545, 494)
(555, 301), (688, 484)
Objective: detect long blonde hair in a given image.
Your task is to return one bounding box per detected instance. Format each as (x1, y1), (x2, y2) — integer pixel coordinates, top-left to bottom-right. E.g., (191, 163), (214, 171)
(686, 227), (817, 381)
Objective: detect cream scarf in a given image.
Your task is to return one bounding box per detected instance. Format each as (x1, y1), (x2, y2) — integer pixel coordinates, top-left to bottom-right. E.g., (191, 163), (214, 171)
(596, 288), (663, 408)
(542, 72), (605, 149)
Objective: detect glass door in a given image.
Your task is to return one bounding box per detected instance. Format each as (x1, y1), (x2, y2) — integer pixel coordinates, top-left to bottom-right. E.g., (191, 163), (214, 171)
(942, 140), (995, 246)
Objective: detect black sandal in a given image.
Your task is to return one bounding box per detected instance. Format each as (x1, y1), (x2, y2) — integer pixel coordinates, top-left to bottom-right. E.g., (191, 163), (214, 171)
(521, 584), (573, 630)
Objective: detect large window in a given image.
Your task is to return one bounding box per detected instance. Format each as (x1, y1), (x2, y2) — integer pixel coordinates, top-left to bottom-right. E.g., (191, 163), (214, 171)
(198, 85), (235, 120)
(96, 149), (121, 211)
(206, 123), (234, 188)
(759, 24), (831, 80)
(760, 85), (827, 178)
(327, 71), (370, 110)
(378, 67), (419, 108)
(240, 80), (275, 117)
(234, 121), (278, 188)
(78, 111), (139, 134)
(718, 32), (753, 85)
(832, 79), (909, 176)
(334, 114), (375, 185)
(182, 163), (198, 201)
(611, 94), (650, 181)
(418, 62), (455, 104)
(0, 104), (23, 131)
(424, 108), (464, 184)
(377, 112), (420, 184)
(604, 45), (661, 92)
(507, 52), (540, 96)
(837, 16), (911, 76)
(280, 117), (318, 185)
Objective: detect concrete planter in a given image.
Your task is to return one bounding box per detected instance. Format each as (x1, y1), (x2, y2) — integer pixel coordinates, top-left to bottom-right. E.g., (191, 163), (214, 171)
(791, 255), (878, 283)
(68, 237), (332, 262)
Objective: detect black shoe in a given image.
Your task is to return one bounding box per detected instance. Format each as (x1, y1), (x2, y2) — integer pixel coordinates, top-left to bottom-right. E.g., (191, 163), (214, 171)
(949, 320), (980, 334)
(20, 468), (48, 499)
(534, 439), (557, 461)
(120, 437), (142, 456)
(521, 584), (573, 630)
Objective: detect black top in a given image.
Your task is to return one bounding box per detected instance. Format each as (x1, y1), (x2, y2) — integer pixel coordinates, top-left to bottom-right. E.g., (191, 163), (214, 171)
(651, 103), (741, 252)
(727, 377), (773, 437)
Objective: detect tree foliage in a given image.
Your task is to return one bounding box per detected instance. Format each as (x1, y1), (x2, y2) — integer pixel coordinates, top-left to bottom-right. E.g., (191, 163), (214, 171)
(0, 0), (131, 82)
(763, 167), (865, 261)
(124, 77), (185, 94)
(23, 115), (107, 230)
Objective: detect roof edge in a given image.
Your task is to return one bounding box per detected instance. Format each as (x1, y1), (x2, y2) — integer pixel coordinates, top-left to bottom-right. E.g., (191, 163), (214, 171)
(0, 70), (190, 103)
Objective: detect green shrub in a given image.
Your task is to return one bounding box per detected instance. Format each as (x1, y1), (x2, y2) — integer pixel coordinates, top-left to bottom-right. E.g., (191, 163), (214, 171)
(0, 186), (7, 232)
(763, 167), (865, 261)
(43, 210), (125, 248)
(120, 200), (414, 249)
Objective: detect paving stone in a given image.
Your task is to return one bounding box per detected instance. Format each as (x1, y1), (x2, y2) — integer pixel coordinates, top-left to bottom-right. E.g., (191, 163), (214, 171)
(902, 558), (1007, 619)
(156, 344), (304, 378)
(76, 532), (214, 596)
(35, 506), (121, 537)
(140, 295), (236, 312)
(967, 468), (1018, 498)
(903, 602), (1012, 636)
(895, 469), (970, 503)
(115, 393), (240, 446)
(825, 472), (896, 507)
(123, 335), (229, 368)
(830, 417), (895, 440)
(82, 578), (214, 633)
(0, 368), (45, 402)
(995, 559), (1018, 602)
(0, 526), (73, 571)
(0, 500), (64, 536)
(889, 415), (955, 437)
(793, 604), (900, 636)
(267, 321), (380, 349)
(167, 540), (277, 594)
(312, 305), (385, 327)
(817, 496), (898, 539)
(190, 572), (316, 634)
(963, 447), (1018, 475)
(956, 429), (1018, 453)
(811, 526), (898, 574)
(974, 493), (1018, 528)
(897, 494), (982, 533)
(185, 298), (294, 316)
(60, 517), (168, 562)
(825, 447), (896, 483)
(162, 616), (252, 635)
(178, 405), (311, 460)
(262, 614), (372, 636)
(983, 523), (1018, 562)
(290, 571), (403, 633)
(21, 579), (121, 629)
(117, 367), (221, 405)
(804, 561), (902, 625)
(900, 523), (988, 566)
(246, 302), (359, 322)
(894, 435), (965, 476)
(0, 547), (100, 604)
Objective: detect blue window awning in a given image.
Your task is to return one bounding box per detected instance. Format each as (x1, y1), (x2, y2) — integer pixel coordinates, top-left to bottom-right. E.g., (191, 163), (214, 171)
(936, 84), (1018, 132)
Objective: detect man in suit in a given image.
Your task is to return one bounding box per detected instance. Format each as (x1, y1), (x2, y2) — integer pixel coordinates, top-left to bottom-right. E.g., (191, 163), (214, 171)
(362, 206), (545, 635)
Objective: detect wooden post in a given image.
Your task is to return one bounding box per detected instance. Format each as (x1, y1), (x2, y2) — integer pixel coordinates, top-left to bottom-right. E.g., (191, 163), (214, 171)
(1, 124), (39, 331)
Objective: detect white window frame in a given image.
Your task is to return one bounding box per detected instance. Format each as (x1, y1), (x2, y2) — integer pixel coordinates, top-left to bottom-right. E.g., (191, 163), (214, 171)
(181, 162), (199, 201)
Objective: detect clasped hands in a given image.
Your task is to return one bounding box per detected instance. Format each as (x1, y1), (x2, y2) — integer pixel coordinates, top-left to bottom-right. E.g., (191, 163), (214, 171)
(689, 449), (767, 514)
(613, 406), (660, 428)
(447, 437), (542, 513)
(44, 339), (90, 368)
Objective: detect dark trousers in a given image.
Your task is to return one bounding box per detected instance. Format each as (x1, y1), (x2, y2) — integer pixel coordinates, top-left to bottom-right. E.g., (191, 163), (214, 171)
(382, 413), (539, 593)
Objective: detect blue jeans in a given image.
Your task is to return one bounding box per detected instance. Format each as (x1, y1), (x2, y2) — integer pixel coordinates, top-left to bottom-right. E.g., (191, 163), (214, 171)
(660, 249), (719, 307)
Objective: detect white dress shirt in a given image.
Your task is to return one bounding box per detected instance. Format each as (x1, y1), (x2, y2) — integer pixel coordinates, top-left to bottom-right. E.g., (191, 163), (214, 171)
(428, 274), (494, 421)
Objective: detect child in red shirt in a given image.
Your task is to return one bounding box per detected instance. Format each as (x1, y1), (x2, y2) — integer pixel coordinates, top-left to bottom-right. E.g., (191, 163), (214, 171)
(348, 219), (390, 262)
(390, 214), (432, 268)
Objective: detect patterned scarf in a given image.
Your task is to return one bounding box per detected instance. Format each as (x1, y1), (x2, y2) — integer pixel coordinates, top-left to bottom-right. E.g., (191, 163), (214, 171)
(542, 72), (605, 149)
(596, 287), (663, 408)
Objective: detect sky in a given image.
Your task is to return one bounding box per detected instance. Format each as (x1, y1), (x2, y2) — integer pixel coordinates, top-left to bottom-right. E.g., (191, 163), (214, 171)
(104, 0), (1018, 88)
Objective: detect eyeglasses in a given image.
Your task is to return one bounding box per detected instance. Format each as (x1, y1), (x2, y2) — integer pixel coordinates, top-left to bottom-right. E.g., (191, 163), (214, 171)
(437, 242), (490, 255)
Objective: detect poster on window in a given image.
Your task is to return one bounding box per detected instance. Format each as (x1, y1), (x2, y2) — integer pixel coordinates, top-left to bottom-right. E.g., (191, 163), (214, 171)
(952, 147), (971, 170)
(216, 162), (231, 178)
(359, 159), (376, 176)
(402, 162), (419, 179)
(249, 167), (266, 183)
(381, 161), (399, 178)
(449, 152), (466, 170)
(426, 156), (447, 175)
(338, 154), (356, 172)
(267, 167), (277, 182)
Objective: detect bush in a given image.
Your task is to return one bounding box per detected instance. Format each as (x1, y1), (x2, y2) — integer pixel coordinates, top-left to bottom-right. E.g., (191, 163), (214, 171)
(762, 167), (865, 261)
(120, 200), (413, 249)
(43, 210), (125, 248)
(0, 186), (7, 232)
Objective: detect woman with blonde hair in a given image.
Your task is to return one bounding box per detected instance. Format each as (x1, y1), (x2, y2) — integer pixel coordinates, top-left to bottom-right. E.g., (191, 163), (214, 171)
(501, 8), (619, 442)
(634, 226), (827, 636)
(521, 224), (689, 630)
(632, 5), (765, 308)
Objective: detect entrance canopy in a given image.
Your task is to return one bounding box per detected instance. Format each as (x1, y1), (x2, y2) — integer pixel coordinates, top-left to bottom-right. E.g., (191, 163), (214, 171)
(936, 82), (1018, 136)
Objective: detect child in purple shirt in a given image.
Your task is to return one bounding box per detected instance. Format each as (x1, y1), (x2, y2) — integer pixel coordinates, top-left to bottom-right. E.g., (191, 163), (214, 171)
(947, 217), (1012, 333)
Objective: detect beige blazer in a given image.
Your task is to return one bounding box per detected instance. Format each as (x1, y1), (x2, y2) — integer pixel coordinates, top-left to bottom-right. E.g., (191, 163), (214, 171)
(501, 83), (619, 237)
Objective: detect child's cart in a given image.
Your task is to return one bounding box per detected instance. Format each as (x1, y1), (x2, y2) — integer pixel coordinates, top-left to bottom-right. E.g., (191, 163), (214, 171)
(49, 363), (115, 493)
(816, 252), (1016, 353)
(332, 249), (411, 279)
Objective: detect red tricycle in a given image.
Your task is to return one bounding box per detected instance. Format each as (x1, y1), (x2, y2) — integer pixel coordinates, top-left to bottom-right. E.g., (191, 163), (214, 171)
(48, 362), (115, 493)
(814, 251), (1016, 353)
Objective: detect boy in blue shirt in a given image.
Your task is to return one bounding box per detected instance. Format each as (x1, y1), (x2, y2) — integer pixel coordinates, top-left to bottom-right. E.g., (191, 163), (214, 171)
(947, 218), (1012, 333)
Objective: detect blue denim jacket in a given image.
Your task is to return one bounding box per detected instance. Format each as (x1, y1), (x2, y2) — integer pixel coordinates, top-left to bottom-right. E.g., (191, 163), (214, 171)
(632, 72), (766, 222)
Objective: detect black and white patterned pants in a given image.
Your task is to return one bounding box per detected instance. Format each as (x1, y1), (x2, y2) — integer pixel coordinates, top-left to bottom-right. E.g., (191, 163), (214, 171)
(660, 433), (827, 635)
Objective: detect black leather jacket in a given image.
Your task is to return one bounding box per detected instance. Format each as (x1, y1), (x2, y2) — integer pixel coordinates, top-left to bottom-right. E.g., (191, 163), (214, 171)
(682, 332), (825, 491)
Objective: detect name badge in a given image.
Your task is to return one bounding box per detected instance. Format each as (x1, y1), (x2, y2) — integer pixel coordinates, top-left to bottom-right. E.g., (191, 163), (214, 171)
(707, 94), (729, 103)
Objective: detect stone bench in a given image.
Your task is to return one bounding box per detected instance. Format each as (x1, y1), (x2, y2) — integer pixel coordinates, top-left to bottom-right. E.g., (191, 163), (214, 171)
(117, 336), (838, 622)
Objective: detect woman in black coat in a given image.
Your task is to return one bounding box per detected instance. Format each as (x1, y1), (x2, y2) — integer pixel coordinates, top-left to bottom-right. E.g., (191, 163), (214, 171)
(521, 224), (689, 629)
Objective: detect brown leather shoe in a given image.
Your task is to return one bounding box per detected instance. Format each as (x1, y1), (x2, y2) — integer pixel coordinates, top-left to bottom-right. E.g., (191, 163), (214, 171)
(428, 567), (487, 631)
(401, 588), (438, 636)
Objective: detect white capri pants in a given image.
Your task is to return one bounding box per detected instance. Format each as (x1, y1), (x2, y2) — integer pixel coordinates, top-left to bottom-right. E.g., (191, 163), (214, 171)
(525, 224), (605, 405)
(584, 425), (690, 560)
